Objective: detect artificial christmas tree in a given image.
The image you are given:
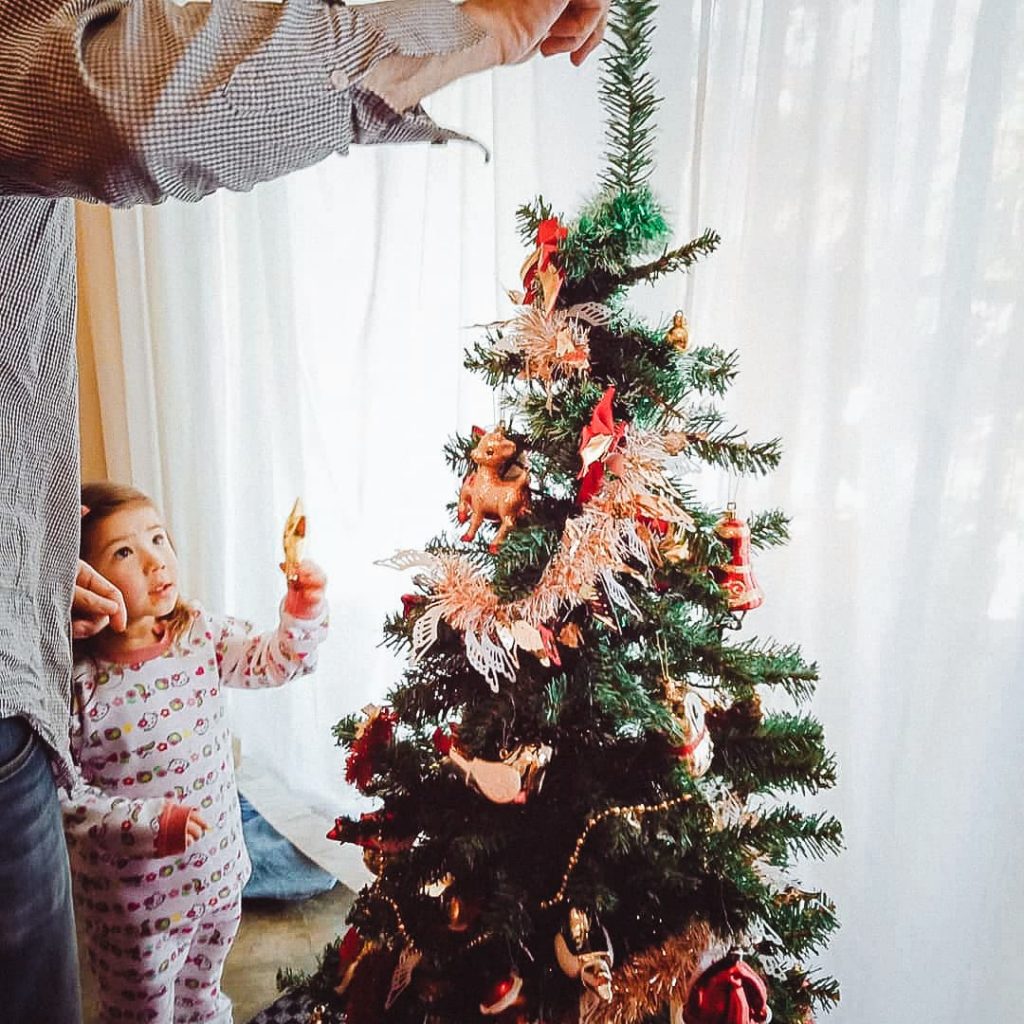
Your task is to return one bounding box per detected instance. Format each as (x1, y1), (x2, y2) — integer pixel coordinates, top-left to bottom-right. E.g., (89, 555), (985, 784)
(278, 3), (841, 1022)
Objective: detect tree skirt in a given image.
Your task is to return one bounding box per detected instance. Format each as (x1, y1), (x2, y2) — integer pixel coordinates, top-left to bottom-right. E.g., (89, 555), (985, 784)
(245, 990), (340, 1024)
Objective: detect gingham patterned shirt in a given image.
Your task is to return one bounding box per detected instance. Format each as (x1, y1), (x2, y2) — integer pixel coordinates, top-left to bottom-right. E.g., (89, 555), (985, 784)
(0, 0), (482, 785)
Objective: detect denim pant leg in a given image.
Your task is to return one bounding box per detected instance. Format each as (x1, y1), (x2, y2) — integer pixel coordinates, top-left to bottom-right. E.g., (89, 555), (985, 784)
(0, 716), (83, 1024)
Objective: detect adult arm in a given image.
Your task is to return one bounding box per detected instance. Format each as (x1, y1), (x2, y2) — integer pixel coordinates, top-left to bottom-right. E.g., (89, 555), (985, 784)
(363, 0), (609, 112)
(0, 0), (608, 206)
(0, 0), (487, 205)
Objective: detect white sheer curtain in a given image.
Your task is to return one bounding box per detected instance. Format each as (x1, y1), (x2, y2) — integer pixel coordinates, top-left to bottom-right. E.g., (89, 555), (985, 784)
(82, 2), (1023, 1021)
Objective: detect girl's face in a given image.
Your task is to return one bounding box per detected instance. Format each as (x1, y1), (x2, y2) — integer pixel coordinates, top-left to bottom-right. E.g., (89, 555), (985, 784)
(85, 503), (179, 625)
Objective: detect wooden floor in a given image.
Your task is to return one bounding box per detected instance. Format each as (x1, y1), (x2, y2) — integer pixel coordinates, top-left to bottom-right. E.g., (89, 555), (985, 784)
(78, 884), (355, 1023)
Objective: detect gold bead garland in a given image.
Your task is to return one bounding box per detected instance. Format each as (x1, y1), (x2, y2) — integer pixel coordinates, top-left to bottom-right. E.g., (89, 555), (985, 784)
(365, 795), (693, 959)
(465, 929), (497, 951)
(372, 881), (497, 953)
(540, 795), (692, 909)
(369, 883), (418, 952)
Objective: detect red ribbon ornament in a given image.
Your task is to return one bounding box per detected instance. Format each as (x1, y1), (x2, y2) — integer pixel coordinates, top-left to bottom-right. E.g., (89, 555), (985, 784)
(521, 217), (568, 312)
(578, 386), (627, 505)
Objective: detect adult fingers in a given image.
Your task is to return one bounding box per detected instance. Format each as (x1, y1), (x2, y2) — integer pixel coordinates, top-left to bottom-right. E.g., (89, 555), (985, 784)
(540, 0), (605, 56)
(74, 560), (127, 631)
(71, 611), (110, 640)
(571, 11), (608, 65)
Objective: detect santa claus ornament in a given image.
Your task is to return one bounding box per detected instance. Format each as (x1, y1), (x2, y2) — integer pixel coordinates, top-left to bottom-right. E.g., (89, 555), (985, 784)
(682, 954), (771, 1024)
(713, 504), (764, 613)
(554, 908), (615, 1024)
(664, 679), (714, 778)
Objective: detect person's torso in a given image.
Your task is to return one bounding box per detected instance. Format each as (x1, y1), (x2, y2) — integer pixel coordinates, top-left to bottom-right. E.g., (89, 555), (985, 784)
(0, 193), (78, 781)
(71, 626), (251, 931)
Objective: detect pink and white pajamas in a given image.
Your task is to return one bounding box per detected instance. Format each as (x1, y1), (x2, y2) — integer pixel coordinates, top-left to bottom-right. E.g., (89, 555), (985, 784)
(62, 602), (328, 1024)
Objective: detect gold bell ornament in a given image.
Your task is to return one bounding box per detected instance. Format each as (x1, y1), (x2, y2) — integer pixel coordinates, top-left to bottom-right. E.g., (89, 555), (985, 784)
(665, 311), (690, 352)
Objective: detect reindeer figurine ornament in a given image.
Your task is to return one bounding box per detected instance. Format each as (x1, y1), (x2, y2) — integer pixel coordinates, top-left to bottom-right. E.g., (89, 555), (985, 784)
(457, 427), (530, 553)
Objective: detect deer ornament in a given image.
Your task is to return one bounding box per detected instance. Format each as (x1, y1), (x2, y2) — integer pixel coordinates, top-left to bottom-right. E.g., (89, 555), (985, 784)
(457, 428), (530, 553)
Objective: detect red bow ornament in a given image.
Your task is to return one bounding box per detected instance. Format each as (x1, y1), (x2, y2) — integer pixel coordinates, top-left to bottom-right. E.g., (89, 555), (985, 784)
(683, 955), (772, 1024)
(520, 217), (568, 314)
(578, 386), (627, 504)
(344, 705), (397, 791)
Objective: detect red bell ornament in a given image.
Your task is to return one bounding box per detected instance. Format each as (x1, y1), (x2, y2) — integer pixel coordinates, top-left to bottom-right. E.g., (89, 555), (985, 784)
(713, 505), (764, 612)
(683, 954), (771, 1024)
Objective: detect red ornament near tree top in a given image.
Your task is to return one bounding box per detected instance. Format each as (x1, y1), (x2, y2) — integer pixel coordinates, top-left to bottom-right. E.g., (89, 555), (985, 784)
(713, 504), (764, 612)
(520, 217), (568, 314)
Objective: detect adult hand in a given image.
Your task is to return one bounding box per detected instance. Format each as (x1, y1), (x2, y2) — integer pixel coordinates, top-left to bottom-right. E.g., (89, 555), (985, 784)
(282, 559), (328, 619)
(462, 0), (610, 67)
(71, 559), (127, 639)
(540, 1), (610, 65)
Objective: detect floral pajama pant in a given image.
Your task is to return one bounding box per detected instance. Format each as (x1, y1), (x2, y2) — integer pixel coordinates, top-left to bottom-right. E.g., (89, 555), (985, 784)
(83, 898), (243, 1024)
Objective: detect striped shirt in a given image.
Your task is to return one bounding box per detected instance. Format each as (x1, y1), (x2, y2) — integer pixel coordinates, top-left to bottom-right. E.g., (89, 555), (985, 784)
(0, 0), (482, 785)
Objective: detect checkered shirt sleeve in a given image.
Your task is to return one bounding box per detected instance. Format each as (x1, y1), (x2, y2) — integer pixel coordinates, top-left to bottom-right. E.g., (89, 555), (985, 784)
(0, 0), (485, 206)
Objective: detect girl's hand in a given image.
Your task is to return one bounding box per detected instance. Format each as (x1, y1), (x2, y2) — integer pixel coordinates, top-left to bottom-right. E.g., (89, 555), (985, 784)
(282, 559), (327, 619)
(184, 808), (209, 848)
(157, 800), (209, 856)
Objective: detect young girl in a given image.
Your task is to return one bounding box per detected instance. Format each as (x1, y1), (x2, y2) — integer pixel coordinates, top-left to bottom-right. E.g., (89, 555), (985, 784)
(63, 482), (329, 1024)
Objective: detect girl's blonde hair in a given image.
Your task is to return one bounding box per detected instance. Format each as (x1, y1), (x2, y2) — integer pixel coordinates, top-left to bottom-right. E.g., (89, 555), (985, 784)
(78, 481), (192, 647)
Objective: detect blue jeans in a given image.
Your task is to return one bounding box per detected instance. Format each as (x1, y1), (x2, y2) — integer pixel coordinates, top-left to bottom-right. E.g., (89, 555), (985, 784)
(0, 716), (82, 1024)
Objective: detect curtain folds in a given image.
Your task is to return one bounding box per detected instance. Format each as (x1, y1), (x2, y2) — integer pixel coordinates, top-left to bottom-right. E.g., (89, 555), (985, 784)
(76, 3), (1023, 1020)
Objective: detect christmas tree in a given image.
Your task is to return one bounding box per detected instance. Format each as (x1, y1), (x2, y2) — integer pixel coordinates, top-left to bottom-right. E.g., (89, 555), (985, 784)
(280, 3), (841, 1022)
